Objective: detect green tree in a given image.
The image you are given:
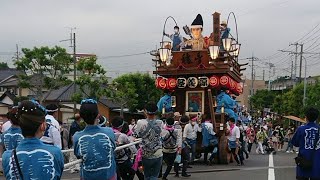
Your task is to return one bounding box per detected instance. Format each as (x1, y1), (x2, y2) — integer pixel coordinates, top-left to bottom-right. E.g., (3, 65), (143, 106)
(15, 46), (73, 101)
(0, 62), (9, 69)
(111, 73), (162, 113)
(250, 89), (277, 111)
(74, 56), (109, 101)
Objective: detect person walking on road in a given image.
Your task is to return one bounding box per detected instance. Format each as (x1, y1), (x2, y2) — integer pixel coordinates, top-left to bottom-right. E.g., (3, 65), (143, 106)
(227, 118), (243, 166)
(292, 107), (320, 180)
(256, 127), (268, 154)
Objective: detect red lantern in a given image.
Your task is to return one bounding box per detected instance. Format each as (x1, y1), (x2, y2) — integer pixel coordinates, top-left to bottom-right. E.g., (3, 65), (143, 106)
(209, 76), (219, 87)
(167, 78), (177, 89)
(155, 77), (162, 88)
(230, 78), (236, 90)
(220, 75), (229, 87)
(159, 78), (167, 89)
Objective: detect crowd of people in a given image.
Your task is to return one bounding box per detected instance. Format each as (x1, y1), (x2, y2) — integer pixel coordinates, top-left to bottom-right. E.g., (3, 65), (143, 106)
(0, 98), (319, 180)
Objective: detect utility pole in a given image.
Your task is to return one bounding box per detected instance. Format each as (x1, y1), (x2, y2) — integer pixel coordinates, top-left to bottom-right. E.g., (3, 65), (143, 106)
(263, 69), (265, 81)
(73, 33), (77, 114)
(16, 44), (19, 61)
(60, 28), (77, 114)
(251, 56), (254, 97)
(299, 44), (303, 83)
(290, 43), (299, 80)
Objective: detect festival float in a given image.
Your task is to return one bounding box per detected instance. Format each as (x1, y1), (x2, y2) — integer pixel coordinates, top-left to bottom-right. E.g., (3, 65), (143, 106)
(151, 12), (247, 164)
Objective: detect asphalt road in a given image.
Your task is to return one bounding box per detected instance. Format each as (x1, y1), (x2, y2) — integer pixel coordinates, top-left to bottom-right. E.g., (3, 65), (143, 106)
(61, 150), (297, 180)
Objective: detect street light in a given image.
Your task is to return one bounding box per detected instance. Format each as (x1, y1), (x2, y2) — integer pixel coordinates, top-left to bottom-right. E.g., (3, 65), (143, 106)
(209, 45), (219, 60)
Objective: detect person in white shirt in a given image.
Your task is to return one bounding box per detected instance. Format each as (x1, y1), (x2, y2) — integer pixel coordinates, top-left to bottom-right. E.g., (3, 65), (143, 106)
(40, 104), (62, 149)
(227, 118), (242, 165)
(183, 116), (201, 163)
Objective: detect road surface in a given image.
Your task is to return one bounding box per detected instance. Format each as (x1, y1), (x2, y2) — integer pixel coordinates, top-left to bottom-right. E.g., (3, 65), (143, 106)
(61, 151), (297, 180)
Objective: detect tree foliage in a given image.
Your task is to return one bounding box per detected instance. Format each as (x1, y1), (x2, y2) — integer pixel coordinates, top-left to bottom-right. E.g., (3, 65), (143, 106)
(0, 62), (9, 69)
(250, 89), (277, 110)
(111, 73), (162, 112)
(14, 46), (73, 101)
(74, 56), (109, 101)
(251, 80), (320, 118)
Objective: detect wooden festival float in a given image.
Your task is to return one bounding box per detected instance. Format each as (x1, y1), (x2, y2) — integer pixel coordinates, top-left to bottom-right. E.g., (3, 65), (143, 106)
(151, 12), (247, 164)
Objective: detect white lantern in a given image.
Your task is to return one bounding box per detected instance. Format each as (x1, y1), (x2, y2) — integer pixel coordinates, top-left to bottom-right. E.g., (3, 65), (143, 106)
(177, 78), (187, 88)
(233, 44), (241, 57)
(158, 48), (170, 62)
(198, 76), (209, 87)
(209, 45), (219, 60)
(222, 38), (232, 51)
(187, 77), (198, 88)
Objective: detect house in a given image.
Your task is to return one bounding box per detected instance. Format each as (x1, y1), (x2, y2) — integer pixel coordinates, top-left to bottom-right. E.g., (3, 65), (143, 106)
(43, 83), (124, 123)
(0, 68), (23, 96)
(0, 90), (16, 114)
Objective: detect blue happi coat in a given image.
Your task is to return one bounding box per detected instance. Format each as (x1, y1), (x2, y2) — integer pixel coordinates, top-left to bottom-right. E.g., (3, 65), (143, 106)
(157, 94), (172, 113)
(2, 138), (64, 180)
(1, 126), (23, 150)
(216, 92), (236, 120)
(292, 122), (320, 179)
(73, 125), (117, 180)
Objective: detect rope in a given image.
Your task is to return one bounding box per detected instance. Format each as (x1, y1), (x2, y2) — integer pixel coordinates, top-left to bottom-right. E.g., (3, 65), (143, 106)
(0, 139), (142, 170)
(63, 139), (141, 169)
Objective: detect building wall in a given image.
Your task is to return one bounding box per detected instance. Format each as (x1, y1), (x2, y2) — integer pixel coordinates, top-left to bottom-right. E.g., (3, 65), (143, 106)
(237, 79), (266, 110)
(0, 104), (10, 115)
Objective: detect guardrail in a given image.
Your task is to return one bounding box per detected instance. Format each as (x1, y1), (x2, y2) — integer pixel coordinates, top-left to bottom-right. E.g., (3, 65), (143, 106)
(0, 139), (142, 170)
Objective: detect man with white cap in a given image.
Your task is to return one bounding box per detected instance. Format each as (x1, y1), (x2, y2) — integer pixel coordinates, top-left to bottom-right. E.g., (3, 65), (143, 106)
(185, 14), (208, 50)
(41, 104), (62, 149)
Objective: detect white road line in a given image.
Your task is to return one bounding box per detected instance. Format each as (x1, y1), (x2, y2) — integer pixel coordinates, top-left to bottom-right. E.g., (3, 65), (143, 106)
(268, 153), (275, 180)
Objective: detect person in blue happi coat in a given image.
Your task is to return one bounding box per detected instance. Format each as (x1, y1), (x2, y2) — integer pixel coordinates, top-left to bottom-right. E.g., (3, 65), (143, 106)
(2, 100), (64, 180)
(0, 106), (23, 151)
(292, 107), (320, 180)
(216, 87), (236, 121)
(73, 98), (117, 180)
(157, 90), (173, 114)
(201, 114), (218, 165)
(164, 26), (184, 51)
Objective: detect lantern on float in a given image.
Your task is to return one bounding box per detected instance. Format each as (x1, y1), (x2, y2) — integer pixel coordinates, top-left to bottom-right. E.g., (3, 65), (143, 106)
(209, 76), (219, 87)
(155, 77), (163, 89)
(167, 78), (177, 89)
(159, 78), (167, 89)
(198, 76), (209, 87)
(230, 78), (236, 90)
(177, 78), (187, 88)
(187, 77), (198, 88)
(220, 76), (229, 87)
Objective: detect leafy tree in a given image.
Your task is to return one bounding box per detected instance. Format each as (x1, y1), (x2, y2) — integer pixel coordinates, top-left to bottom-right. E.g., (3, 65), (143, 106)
(73, 56), (109, 101)
(0, 62), (9, 69)
(111, 73), (162, 113)
(15, 46), (73, 101)
(250, 89), (277, 111)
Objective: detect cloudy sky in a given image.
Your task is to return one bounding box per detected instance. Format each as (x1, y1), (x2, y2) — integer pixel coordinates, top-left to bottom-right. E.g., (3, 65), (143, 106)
(1, 0), (320, 80)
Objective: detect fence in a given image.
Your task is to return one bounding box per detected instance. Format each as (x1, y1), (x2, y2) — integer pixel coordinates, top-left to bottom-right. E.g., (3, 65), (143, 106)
(0, 139), (142, 170)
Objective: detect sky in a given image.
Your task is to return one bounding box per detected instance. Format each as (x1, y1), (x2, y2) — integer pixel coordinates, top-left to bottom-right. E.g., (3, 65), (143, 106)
(1, 0), (320, 80)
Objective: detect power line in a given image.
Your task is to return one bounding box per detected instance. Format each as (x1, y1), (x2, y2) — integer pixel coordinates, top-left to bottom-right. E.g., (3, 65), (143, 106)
(99, 51), (150, 59)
